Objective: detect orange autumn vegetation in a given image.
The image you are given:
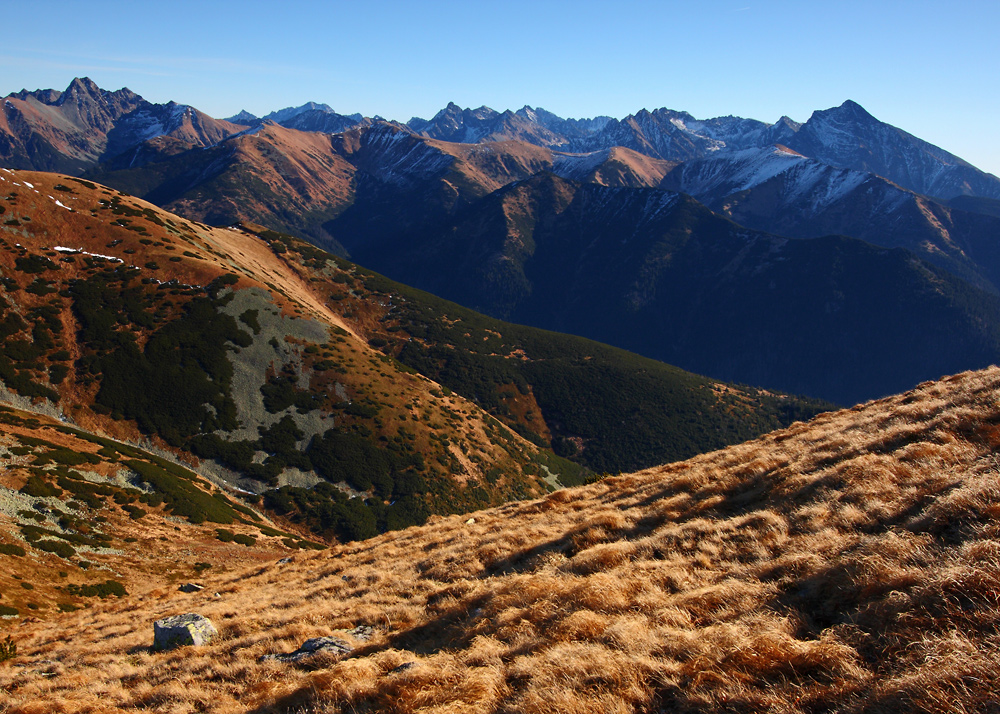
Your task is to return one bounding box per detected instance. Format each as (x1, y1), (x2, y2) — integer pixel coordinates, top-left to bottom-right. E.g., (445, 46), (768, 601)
(2, 367), (1000, 713)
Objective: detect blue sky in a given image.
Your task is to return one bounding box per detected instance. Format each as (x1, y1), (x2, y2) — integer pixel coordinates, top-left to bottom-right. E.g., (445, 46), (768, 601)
(4, 0), (1000, 175)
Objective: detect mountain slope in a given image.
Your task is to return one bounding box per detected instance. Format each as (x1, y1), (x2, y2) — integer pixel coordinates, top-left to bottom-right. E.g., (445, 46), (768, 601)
(661, 146), (1000, 293)
(2, 365), (998, 712)
(341, 172), (1000, 405)
(783, 100), (1000, 200)
(0, 169), (562, 541)
(0, 170), (829, 538)
(0, 403), (316, 624)
(88, 122), (359, 249)
(87, 123), (560, 249)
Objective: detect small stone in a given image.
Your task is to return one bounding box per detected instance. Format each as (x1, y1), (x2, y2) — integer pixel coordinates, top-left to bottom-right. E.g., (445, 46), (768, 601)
(277, 556), (294, 564)
(465, 518), (476, 525)
(153, 613), (218, 650)
(178, 583), (204, 593)
(389, 661), (416, 674)
(345, 625), (374, 642)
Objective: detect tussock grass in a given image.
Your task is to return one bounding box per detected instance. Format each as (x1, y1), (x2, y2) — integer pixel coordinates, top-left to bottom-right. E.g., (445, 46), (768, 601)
(4, 367), (1000, 712)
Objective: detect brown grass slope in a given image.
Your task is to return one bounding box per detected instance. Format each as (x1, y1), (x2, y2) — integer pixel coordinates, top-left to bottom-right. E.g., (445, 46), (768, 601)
(0, 405), (303, 625)
(2, 367), (999, 713)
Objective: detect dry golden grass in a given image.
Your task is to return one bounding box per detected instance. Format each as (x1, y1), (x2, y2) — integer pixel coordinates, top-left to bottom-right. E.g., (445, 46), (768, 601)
(4, 367), (1000, 712)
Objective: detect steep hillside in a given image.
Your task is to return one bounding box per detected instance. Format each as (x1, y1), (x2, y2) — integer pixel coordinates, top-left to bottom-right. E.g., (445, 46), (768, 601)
(87, 122), (359, 249)
(0, 169), (563, 540)
(2, 366), (998, 712)
(661, 146), (1000, 294)
(0, 404), (316, 625)
(338, 172), (1000, 405)
(239, 224), (828, 474)
(0, 170), (827, 538)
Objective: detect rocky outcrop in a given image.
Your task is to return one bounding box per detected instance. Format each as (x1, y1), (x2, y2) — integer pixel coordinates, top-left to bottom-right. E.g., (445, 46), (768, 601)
(153, 613), (218, 650)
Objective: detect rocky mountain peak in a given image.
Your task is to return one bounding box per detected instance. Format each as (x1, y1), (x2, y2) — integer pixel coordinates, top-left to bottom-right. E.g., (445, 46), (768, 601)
(262, 102), (334, 124)
(226, 110), (260, 125)
(60, 76), (103, 101)
(804, 99), (878, 130)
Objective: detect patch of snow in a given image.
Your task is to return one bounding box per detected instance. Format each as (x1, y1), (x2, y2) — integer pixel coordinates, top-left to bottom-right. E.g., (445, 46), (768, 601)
(552, 150), (611, 179)
(54, 246), (124, 263)
(21, 181), (33, 189)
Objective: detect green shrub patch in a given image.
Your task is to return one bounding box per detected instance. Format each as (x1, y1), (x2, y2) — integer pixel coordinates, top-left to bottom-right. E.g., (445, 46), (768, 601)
(125, 460), (237, 524)
(67, 580), (127, 598)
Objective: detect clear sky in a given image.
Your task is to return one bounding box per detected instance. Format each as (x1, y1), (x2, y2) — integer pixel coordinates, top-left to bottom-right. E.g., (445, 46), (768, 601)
(4, 0), (1000, 175)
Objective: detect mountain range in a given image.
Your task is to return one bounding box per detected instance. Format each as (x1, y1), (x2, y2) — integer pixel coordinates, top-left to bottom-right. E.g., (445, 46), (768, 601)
(7, 78), (1000, 201)
(5, 78), (1000, 406)
(3, 79), (1000, 712)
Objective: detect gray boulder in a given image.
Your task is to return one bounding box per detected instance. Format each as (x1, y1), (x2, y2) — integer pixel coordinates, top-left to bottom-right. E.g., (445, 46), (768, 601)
(262, 636), (353, 663)
(178, 583), (204, 593)
(153, 613), (218, 650)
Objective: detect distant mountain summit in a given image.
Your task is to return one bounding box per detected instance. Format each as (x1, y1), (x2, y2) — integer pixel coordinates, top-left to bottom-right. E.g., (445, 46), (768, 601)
(0, 77), (245, 172)
(224, 109), (260, 125)
(262, 101), (334, 123)
(407, 102), (610, 147)
(776, 99), (1000, 200)
(404, 99), (1000, 201)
